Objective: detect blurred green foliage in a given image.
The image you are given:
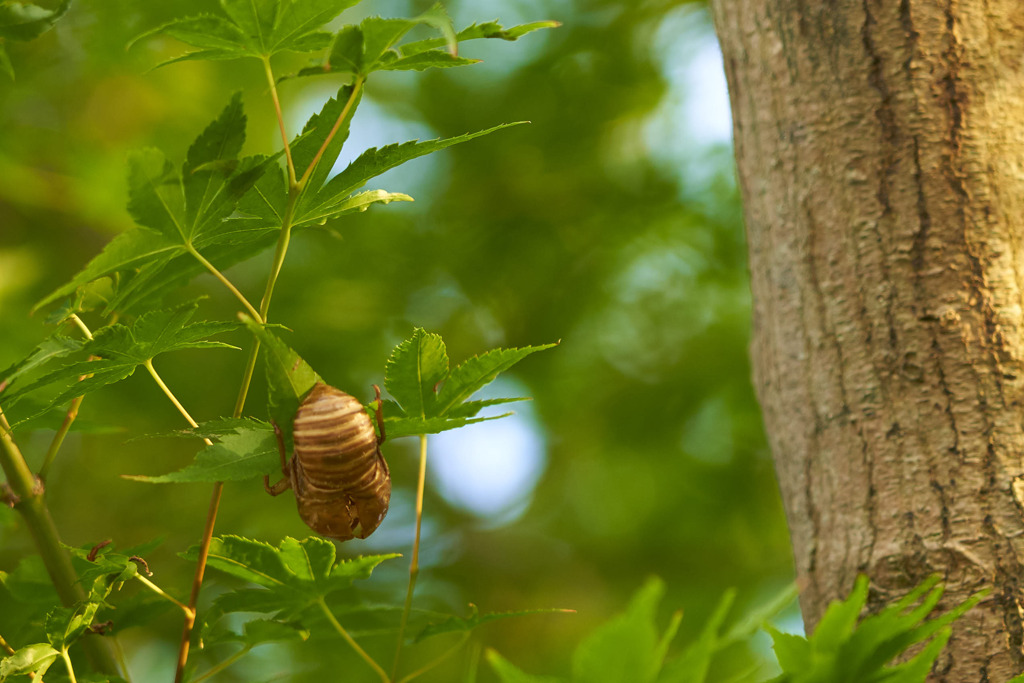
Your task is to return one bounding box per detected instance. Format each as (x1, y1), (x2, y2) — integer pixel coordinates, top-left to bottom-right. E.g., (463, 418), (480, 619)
(0, 0), (795, 680)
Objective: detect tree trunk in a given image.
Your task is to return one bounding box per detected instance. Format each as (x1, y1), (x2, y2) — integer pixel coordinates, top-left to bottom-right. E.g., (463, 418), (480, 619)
(712, 1), (1024, 679)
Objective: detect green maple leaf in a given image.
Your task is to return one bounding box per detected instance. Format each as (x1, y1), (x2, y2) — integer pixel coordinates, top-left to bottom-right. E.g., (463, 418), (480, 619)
(35, 93), (276, 315)
(132, 0), (361, 65)
(124, 418), (278, 484)
(185, 535), (398, 621)
(382, 328), (555, 438)
(298, 17), (559, 78)
(1, 303), (238, 421)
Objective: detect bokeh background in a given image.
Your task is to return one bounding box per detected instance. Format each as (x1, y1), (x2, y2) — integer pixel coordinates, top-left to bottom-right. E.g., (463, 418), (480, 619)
(0, 0), (797, 680)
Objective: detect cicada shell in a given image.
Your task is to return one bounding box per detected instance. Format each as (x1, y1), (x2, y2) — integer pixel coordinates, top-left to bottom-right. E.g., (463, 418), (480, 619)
(266, 383), (391, 541)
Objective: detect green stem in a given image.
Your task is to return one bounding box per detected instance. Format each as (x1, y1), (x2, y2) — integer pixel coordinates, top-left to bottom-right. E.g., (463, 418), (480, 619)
(40, 314), (96, 479)
(0, 409), (123, 678)
(143, 361), (206, 434)
(186, 245), (263, 323)
(69, 313), (93, 340)
(392, 435), (429, 679)
(464, 641), (481, 683)
(262, 56), (297, 188)
(396, 633), (470, 683)
(135, 574), (194, 618)
(318, 598), (390, 683)
(39, 394), (84, 480)
(189, 646), (251, 683)
(296, 76), (364, 191)
(61, 647), (79, 683)
(175, 61), (304, 683)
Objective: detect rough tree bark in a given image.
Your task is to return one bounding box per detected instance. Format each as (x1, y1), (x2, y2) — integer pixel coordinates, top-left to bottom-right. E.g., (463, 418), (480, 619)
(712, 1), (1024, 679)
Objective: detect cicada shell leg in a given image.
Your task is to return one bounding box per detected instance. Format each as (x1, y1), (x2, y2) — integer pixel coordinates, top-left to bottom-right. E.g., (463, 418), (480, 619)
(264, 420), (294, 496)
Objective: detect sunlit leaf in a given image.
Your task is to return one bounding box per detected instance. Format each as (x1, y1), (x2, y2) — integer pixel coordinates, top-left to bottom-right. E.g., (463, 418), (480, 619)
(299, 189), (413, 228)
(375, 50), (479, 72)
(0, 643), (59, 680)
(384, 327), (448, 420)
(381, 328), (552, 438)
(435, 344), (555, 415)
(398, 20), (560, 57)
(317, 123), (527, 208)
(265, 18), (560, 78)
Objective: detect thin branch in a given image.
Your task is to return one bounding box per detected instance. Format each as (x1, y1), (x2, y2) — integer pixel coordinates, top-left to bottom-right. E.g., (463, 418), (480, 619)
(318, 598), (390, 683)
(392, 434), (429, 678)
(173, 482), (223, 683)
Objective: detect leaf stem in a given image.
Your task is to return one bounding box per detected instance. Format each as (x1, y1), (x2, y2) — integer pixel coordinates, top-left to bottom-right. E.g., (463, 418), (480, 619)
(0, 632), (13, 655)
(296, 76), (365, 191)
(189, 646), (252, 683)
(40, 314), (96, 479)
(69, 313), (93, 340)
(186, 245), (263, 323)
(143, 358), (222, 683)
(263, 57), (297, 188)
(39, 394), (83, 481)
(174, 164), (297, 683)
(61, 647), (79, 683)
(135, 574), (194, 618)
(143, 361), (208, 438)
(175, 63), (307, 683)
(318, 598), (390, 683)
(392, 434), (429, 679)
(0, 407), (124, 678)
(396, 633), (470, 683)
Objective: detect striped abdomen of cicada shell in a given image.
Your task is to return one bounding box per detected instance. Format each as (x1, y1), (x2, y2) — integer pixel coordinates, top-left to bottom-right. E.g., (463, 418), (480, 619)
(289, 383), (391, 541)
